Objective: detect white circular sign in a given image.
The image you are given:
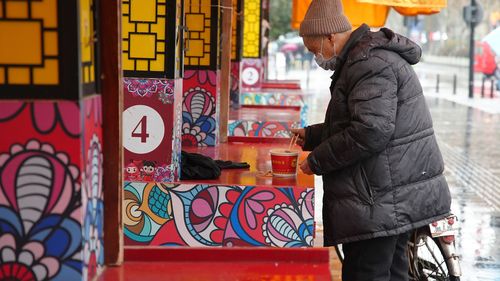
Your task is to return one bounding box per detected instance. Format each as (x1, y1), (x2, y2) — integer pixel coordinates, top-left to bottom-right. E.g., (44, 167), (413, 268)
(241, 67), (259, 86)
(123, 105), (165, 154)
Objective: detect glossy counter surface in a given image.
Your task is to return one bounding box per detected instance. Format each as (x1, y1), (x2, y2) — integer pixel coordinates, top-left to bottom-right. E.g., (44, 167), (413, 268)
(180, 141), (314, 188)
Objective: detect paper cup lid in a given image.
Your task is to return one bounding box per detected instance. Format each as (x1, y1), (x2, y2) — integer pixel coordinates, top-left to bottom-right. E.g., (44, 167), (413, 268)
(270, 149), (299, 156)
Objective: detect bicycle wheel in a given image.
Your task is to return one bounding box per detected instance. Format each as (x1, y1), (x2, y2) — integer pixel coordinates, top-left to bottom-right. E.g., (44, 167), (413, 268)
(408, 230), (460, 281)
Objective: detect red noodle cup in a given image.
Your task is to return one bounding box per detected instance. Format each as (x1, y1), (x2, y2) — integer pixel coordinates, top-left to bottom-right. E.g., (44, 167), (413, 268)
(270, 149), (299, 177)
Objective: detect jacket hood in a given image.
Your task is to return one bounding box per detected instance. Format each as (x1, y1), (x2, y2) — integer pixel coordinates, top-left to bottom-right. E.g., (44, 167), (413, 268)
(348, 26), (422, 65)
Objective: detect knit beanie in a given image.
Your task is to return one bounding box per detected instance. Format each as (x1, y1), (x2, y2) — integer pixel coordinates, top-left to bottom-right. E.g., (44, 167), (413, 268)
(299, 0), (352, 36)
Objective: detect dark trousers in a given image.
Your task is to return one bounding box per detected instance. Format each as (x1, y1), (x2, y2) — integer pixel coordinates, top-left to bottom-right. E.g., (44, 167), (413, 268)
(342, 232), (411, 281)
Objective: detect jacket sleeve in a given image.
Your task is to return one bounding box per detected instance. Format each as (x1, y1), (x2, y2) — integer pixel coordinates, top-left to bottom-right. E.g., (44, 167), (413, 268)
(303, 123), (324, 151)
(307, 58), (398, 175)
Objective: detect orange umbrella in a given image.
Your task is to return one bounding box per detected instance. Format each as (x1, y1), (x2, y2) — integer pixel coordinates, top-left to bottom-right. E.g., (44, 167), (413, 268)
(291, 0), (389, 29)
(357, 0), (446, 8)
(343, 0), (389, 27)
(393, 6), (441, 16)
(358, 0), (446, 16)
(291, 0), (447, 30)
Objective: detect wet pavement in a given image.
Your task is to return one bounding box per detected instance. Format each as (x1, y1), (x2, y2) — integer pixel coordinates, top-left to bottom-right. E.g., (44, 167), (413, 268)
(429, 98), (500, 281)
(295, 66), (500, 280)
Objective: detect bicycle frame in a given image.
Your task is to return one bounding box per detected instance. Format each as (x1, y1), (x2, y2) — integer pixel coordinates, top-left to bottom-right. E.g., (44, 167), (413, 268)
(435, 233), (462, 277)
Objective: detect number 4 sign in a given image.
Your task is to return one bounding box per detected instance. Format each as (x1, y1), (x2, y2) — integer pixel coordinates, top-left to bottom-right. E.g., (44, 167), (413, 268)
(122, 78), (179, 183)
(123, 105), (165, 154)
(132, 116), (150, 143)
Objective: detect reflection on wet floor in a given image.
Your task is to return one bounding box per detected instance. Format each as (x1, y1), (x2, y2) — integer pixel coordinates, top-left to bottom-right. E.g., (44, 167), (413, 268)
(428, 98), (500, 281)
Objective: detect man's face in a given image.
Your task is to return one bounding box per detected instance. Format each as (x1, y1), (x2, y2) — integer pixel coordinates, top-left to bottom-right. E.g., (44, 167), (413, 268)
(303, 35), (335, 59)
(303, 36), (324, 57)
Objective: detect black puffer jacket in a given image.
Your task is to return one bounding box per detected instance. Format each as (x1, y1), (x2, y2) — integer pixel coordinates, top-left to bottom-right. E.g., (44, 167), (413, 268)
(304, 24), (451, 245)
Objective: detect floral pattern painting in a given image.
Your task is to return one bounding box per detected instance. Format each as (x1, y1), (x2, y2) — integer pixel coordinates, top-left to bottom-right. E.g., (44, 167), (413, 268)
(0, 99), (103, 281)
(182, 70), (218, 147)
(240, 92), (304, 107)
(228, 120), (300, 138)
(0, 137), (83, 281)
(123, 78), (175, 103)
(239, 92), (309, 127)
(123, 183), (314, 247)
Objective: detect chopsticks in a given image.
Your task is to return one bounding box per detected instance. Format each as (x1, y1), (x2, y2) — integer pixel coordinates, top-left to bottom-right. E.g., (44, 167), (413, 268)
(288, 133), (299, 151)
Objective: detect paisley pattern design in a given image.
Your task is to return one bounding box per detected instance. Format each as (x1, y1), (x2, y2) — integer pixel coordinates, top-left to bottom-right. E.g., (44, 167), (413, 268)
(240, 92), (305, 107)
(182, 70), (218, 147)
(0, 97), (103, 281)
(228, 120), (300, 138)
(82, 96), (104, 281)
(123, 183), (314, 248)
(0, 140), (83, 281)
(239, 93), (309, 127)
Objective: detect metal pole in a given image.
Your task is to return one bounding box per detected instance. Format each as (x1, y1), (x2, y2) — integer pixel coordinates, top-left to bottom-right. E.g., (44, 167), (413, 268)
(468, 0), (476, 99)
(481, 76), (485, 98)
(453, 74), (457, 95)
(491, 78), (495, 98)
(436, 74), (440, 93)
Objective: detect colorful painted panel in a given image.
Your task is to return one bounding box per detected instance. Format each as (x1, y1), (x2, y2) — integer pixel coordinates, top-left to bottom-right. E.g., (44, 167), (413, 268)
(170, 79), (183, 181)
(240, 92), (305, 107)
(230, 61), (240, 108)
(0, 0), (81, 100)
(124, 183), (314, 247)
(231, 0), (242, 61)
(122, 0), (179, 78)
(123, 78), (178, 182)
(184, 0), (219, 69)
(0, 100), (83, 280)
(242, 0), (261, 58)
(240, 58), (262, 91)
(228, 120), (300, 138)
(82, 96), (103, 281)
(182, 70), (218, 147)
(80, 0), (100, 95)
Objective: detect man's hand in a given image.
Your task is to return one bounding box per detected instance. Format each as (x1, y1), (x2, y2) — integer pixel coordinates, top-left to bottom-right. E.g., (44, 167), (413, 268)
(300, 160), (314, 175)
(290, 128), (305, 147)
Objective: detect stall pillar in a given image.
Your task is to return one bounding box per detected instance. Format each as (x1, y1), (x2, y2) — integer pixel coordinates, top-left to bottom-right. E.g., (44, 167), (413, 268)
(0, 0), (104, 280)
(230, 0), (243, 109)
(240, 0), (264, 92)
(121, 0), (184, 183)
(182, 0), (223, 147)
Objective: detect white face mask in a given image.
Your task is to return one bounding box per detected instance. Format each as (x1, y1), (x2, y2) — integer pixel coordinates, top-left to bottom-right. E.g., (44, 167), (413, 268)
(314, 36), (337, 71)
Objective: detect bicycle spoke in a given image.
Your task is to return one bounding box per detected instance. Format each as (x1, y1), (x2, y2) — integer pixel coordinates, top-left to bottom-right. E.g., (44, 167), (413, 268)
(423, 238), (447, 276)
(410, 233), (453, 281)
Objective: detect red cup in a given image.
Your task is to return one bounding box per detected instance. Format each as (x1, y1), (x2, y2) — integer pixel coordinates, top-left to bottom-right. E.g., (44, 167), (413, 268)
(270, 149), (299, 177)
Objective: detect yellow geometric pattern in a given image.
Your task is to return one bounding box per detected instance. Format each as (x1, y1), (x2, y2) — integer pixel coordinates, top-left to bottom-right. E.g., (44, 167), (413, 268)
(184, 0), (213, 67)
(122, 0), (167, 74)
(175, 0), (182, 75)
(0, 0), (59, 85)
(80, 0), (96, 84)
(231, 0), (239, 60)
(242, 0), (261, 58)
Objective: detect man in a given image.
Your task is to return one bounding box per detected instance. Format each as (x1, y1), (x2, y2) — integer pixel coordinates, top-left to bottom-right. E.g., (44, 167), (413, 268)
(291, 0), (452, 280)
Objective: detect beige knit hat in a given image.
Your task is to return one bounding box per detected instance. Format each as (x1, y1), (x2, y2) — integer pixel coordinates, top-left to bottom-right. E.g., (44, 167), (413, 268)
(299, 0), (352, 36)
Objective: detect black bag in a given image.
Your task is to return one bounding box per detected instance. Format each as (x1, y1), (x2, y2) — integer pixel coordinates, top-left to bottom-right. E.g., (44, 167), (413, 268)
(180, 151), (221, 180)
